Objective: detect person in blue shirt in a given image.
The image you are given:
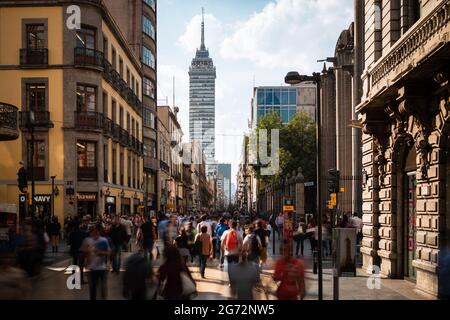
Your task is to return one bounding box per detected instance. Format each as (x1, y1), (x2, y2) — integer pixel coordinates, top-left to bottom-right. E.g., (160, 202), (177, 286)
(215, 218), (229, 268)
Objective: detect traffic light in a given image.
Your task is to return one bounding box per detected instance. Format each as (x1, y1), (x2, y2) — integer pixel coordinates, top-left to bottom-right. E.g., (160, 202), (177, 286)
(327, 168), (340, 194)
(17, 167), (28, 193)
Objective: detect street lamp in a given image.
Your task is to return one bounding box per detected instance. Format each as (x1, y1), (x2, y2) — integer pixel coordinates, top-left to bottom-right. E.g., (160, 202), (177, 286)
(285, 71), (324, 300)
(51, 175), (56, 218)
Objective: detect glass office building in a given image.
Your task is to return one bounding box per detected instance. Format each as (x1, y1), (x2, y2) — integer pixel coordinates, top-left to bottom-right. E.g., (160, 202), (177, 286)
(254, 87), (297, 124)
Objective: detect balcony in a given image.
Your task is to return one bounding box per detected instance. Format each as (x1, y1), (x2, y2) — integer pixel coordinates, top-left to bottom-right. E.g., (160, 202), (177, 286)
(19, 111), (53, 129)
(74, 47), (104, 70)
(111, 123), (121, 142)
(78, 167), (98, 181)
(119, 128), (129, 146)
(0, 102), (19, 141)
(74, 111), (103, 131)
(160, 160), (170, 173)
(20, 48), (48, 66)
(144, 157), (159, 171)
(103, 117), (113, 137)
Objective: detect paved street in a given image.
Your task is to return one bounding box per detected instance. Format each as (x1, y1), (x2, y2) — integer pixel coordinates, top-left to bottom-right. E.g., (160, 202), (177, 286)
(27, 237), (435, 300)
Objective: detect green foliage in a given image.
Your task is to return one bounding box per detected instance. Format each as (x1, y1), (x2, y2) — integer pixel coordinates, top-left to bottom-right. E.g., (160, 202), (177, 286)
(253, 111), (316, 184)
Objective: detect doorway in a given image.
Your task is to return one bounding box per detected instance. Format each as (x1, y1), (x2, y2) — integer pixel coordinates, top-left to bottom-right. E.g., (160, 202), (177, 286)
(403, 146), (417, 280)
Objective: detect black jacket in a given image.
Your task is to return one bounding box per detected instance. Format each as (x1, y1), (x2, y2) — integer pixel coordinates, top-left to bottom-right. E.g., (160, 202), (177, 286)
(109, 224), (127, 247)
(69, 229), (87, 256)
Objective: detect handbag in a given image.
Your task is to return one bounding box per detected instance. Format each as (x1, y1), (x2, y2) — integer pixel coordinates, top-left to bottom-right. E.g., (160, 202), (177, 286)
(180, 272), (197, 297)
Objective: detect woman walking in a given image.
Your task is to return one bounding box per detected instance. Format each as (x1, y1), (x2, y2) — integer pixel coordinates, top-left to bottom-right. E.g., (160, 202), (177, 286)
(194, 226), (213, 278)
(157, 245), (196, 300)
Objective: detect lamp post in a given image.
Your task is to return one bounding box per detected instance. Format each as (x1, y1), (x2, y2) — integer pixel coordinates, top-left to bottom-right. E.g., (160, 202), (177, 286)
(285, 71), (323, 300)
(29, 110), (36, 217)
(51, 175), (56, 218)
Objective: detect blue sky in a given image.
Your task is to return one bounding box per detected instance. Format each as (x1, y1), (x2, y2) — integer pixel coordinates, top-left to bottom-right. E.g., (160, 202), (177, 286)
(157, 0), (353, 181)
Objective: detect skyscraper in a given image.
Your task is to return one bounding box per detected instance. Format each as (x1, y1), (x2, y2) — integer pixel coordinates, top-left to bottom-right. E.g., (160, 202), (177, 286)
(189, 8), (217, 177)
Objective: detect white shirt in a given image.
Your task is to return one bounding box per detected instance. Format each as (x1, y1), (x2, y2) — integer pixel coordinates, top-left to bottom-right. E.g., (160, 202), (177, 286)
(276, 215), (284, 226)
(121, 218), (133, 236)
(197, 221), (212, 236)
(242, 234), (261, 254)
(352, 216), (362, 232)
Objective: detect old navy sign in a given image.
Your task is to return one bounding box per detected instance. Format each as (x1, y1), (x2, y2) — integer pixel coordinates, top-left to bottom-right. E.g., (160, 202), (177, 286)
(20, 195), (51, 203)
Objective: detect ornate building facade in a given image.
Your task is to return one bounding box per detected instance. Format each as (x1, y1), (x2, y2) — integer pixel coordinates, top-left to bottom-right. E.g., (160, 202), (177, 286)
(358, 0), (450, 297)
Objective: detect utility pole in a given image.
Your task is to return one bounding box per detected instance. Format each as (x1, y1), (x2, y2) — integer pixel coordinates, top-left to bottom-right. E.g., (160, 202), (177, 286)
(51, 176), (56, 218)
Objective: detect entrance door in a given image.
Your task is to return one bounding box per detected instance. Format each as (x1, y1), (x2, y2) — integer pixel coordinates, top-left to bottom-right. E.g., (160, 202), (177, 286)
(405, 172), (417, 279)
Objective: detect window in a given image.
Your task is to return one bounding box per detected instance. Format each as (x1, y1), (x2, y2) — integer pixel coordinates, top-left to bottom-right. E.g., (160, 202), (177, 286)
(132, 119), (136, 138)
(111, 99), (117, 123)
(131, 75), (135, 92)
(273, 89), (281, 105)
(119, 57), (124, 78)
(143, 0), (156, 11)
(143, 16), (155, 39)
(127, 113), (131, 132)
(119, 106), (124, 127)
(127, 153), (131, 187)
(136, 122), (140, 140)
(143, 77), (154, 98)
(142, 46), (155, 68)
(120, 148), (124, 186)
(103, 36), (108, 60)
(289, 89), (297, 105)
(104, 144), (108, 183)
(27, 140), (45, 180)
(281, 89), (289, 105)
(111, 46), (117, 69)
(76, 27), (95, 49)
(136, 80), (140, 98)
(26, 24), (45, 49)
(102, 92), (108, 115)
(77, 141), (96, 168)
(265, 89), (273, 105)
(76, 84), (96, 112)
(143, 108), (155, 129)
(127, 68), (131, 86)
(26, 84), (46, 111)
(112, 144), (117, 184)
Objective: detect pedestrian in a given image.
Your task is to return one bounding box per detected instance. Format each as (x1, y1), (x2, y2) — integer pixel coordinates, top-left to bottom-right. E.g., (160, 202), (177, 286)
(121, 215), (133, 252)
(108, 215), (127, 274)
(123, 250), (153, 300)
(215, 218), (229, 268)
(157, 245), (196, 300)
(254, 220), (268, 267)
(242, 226), (261, 265)
(48, 216), (61, 253)
(194, 226), (213, 278)
(228, 252), (260, 300)
(221, 220), (243, 287)
(340, 213), (352, 228)
(184, 222), (197, 263)
(69, 218), (88, 283)
(273, 240), (306, 300)
(306, 217), (317, 253)
(276, 213), (284, 240)
(293, 218), (306, 256)
(137, 214), (156, 262)
(322, 216), (332, 256)
(196, 215), (212, 236)
(81, 224), (111, 300)
(351, 212), (363, 244)
(175, 229), (191, 265)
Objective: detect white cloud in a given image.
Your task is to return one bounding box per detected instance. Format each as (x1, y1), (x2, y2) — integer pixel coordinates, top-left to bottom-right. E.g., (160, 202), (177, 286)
(177, 13), (226, 54)
(219, 0), (353, 71)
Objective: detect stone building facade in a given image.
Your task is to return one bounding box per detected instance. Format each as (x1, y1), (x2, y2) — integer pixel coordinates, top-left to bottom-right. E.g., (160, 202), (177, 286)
(358, 0), (450, 297)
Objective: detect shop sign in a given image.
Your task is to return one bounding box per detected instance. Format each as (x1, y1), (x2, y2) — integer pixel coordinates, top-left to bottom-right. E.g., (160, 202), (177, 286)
(106, 196), (115, 204)
(22, 195), (51, 204)
(77, 193), (97, 201)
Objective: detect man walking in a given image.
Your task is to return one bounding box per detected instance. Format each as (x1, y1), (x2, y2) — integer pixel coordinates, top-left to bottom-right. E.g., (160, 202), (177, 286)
(137, 214), (155, 262)
(221, 220), (243, 267)
(108, 215), (126, 274)
(215, 218), (229, 268)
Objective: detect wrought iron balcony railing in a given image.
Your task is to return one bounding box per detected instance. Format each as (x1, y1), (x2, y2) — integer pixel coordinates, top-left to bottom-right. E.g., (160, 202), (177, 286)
(74, 47), (104, 69)
(19, 111), (52, 129)
(20, 48), (48, 66)
(74, 111), (103, 130)
(78, 167), (98, 181)
(0, 102), (19, 141)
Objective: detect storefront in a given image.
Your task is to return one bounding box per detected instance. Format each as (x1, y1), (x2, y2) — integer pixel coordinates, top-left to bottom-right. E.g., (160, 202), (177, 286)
(105, 196), (116, 215)
(77, 193), (97, 217)
(133, 198), (140, 215)
(19, 194), (52, 219)
(121, 197), (131, 215)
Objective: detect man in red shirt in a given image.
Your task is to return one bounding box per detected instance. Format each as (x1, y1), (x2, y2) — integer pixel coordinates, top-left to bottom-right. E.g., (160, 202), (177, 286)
(273, 240), (305, 300)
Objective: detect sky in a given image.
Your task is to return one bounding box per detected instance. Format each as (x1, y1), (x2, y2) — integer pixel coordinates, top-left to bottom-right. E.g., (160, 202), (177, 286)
(157, 0), (354, 181)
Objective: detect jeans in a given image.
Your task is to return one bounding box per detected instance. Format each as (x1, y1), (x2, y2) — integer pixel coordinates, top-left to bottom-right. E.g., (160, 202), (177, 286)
(277, 225), (283, 240)
(111, 246), (121, 273)
(217, 240), (225, 265)
(295, 237), (305, 256)
(199, 255), (208, 277)
(89, 270), (107, 300)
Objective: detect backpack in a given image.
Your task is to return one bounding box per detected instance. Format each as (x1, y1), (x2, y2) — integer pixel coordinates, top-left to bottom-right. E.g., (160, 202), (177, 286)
(225, 230), (238, 252)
